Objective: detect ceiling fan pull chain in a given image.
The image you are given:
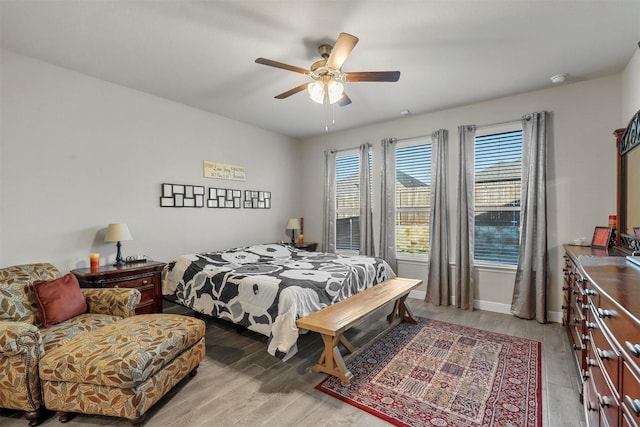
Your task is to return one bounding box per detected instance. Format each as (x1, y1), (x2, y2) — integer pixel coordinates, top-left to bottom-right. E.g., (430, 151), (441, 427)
(324, 89), (330, 131)
(332, 103), (336, 125)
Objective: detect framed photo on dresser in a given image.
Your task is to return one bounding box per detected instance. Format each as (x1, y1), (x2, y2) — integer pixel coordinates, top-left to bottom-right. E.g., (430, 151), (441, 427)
(591, 226), (612, 249)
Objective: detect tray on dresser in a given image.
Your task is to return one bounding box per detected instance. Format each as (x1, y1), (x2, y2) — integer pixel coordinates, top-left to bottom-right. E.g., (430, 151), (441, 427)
(627, 255), (640, 268)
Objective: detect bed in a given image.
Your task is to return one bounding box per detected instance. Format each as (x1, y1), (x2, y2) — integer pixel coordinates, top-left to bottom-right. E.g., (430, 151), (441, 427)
(162, 243), (396, 360)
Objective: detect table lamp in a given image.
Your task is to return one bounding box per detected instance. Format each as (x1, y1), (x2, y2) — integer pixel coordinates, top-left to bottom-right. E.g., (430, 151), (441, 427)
(286, 218), (300, 245)
(104, 223), (133, 266)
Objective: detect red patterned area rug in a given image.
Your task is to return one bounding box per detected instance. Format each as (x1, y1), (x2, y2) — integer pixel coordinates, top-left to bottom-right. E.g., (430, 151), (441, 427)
(316, 318), (541, 427)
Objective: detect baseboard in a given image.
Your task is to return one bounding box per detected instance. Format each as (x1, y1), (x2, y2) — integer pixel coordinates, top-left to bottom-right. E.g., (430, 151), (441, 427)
(547, 310), (562, 323)
(409, 290), (426, 300)
(474, 299), (512, 314)
(408, 292), (562, 323)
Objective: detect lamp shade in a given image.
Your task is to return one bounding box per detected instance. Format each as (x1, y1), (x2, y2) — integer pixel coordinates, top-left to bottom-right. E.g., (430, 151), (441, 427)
(286, 218), (300, 230)
(104, 223), (133, 242)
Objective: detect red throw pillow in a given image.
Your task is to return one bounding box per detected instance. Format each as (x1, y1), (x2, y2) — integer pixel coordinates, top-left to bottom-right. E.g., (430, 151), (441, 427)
(33, 273), (88, 328)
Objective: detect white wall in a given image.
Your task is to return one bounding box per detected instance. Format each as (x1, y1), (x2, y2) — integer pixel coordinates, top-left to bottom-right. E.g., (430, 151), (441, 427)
(299, 74), (623, 321)
(0, 50), (301, 272)
(622, 46), (640, 122)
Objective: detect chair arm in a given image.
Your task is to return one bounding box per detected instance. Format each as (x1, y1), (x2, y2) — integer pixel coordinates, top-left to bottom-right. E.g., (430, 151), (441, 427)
(0, 321), (44, 359)
(81, 288), (141, 318)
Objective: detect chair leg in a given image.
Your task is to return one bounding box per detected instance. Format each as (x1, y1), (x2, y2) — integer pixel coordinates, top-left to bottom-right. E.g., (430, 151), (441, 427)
(189, 364), (200, 377)
(129, 413), (146, 427)
(57, 411), (74, 423)
(24, 408), (43, 426)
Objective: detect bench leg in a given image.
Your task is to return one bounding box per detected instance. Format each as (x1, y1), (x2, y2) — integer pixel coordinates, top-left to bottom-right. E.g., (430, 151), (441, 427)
(387, 295), (418, 324)
(312, 333), (354, 385)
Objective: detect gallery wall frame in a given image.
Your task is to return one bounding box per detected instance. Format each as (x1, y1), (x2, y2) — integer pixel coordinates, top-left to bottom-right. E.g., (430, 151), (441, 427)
(208, 188), (242, 209)
(160, 183), (205, 207)
(244, 190), (271, 209)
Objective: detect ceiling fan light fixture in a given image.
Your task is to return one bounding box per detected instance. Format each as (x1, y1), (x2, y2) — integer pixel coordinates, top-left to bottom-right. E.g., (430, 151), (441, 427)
(308, 81), (324, 104)
(327, 80), (344, 104)
(308, 80), (344, 105)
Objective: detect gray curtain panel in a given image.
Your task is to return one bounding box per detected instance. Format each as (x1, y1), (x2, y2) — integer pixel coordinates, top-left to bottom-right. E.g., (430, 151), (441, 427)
(359, 143), (375, 256)
(455, 125), (476, 310)
(426, 130), (450, 305)
(511, 111), (549, 323)
(379, 138), (397, 272)
(322, 149), (337, 253)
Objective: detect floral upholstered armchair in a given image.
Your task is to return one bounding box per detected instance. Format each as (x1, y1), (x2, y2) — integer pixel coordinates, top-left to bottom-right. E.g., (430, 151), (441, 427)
(0, 263), (140, 426)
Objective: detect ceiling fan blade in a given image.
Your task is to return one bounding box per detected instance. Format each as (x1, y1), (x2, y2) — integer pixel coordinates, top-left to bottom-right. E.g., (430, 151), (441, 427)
(344, 71), (401, 82)
(326, 32), (359, 70)
(338, 93), (352, 107)
(255, 58), (309, 75)
(274, 83), (309, 99)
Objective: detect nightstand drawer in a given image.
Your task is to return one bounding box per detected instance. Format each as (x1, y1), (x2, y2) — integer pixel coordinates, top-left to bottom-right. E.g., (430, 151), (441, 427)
(71, 261), (165, 314)
(110, 274), (157, 289)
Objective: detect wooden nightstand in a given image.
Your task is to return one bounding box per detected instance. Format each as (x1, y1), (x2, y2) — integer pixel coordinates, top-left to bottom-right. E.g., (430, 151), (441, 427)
(71, 261), (165, 314)
(295, 242), (318, 252)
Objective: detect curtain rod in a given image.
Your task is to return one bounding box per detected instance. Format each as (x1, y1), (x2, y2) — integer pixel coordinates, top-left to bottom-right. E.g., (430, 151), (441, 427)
(328, 142), (372, 154)
(396, 133), (434, 143)
(475, 118), (521, 129)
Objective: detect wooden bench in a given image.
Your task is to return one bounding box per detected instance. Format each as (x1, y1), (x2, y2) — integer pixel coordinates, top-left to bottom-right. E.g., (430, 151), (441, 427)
(296, 277), (422, 385)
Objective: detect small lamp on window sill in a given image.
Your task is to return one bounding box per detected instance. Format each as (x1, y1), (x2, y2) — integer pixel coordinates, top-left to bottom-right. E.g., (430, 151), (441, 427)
(104, 223), (133, 266)
(286, 218), (300, 245)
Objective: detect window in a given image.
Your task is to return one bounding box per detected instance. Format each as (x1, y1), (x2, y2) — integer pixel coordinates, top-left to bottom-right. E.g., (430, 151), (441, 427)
(396, 140), (431, 258)
(335, 152), (361, 252)
(474, 128), (523, 265)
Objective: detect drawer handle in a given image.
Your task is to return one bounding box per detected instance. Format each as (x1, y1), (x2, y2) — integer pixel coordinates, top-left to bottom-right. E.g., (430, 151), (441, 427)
(626, 395), (640, 417)
(586, 401), (597, 412)
(582, 304), (590, 311)
(562, 286), (569, 291)
(585, 289), (597, 296)
(626, 341), (640, 358)
(597, 394), (617, 408)
(142, 280), (149, 285)
(587, 358), (598, 367)
(586, 322), (597, 330)
(581, 334), (590, 342)
(596, 348), (617, 360)
(597, 308), (615, 318)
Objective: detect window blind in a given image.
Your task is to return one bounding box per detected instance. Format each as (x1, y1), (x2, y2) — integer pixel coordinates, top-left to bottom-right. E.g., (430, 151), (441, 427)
(474, 130), (523, 264)
(396, 143), (431, 257)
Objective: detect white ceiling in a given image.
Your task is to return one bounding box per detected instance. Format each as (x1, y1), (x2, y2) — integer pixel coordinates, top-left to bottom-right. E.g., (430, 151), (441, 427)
(2, 1), (639, 139)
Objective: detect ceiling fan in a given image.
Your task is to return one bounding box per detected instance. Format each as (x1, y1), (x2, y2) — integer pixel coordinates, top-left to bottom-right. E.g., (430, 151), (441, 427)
(255, 32), (400, 107)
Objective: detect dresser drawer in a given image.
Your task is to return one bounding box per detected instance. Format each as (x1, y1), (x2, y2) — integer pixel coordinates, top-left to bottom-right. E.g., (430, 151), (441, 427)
(588, 360), (620, 427)
(589, 307), (620, 391)
(623, 361), (640, 427)
(623, 411), (638, 427)
(595, 295), (640, 358)
(584, 371), (602, 427)
(592, 367), (620, 427)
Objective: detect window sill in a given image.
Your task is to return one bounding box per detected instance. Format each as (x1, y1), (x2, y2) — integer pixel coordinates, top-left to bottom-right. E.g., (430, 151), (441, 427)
(397, 255), (429, 264)
(473, 261), (518, 273)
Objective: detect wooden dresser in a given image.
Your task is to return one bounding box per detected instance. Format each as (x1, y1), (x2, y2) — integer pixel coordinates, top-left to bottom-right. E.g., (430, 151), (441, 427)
(71, 261), (165, 315)
(563, 245), (640, 426)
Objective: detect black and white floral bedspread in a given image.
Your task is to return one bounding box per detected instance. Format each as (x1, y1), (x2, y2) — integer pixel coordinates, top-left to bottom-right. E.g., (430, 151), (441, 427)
(162, 243), (395, 360)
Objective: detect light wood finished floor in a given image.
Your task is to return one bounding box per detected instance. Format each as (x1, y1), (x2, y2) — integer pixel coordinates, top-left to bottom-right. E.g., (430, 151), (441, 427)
(1, 298), (586, 427)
